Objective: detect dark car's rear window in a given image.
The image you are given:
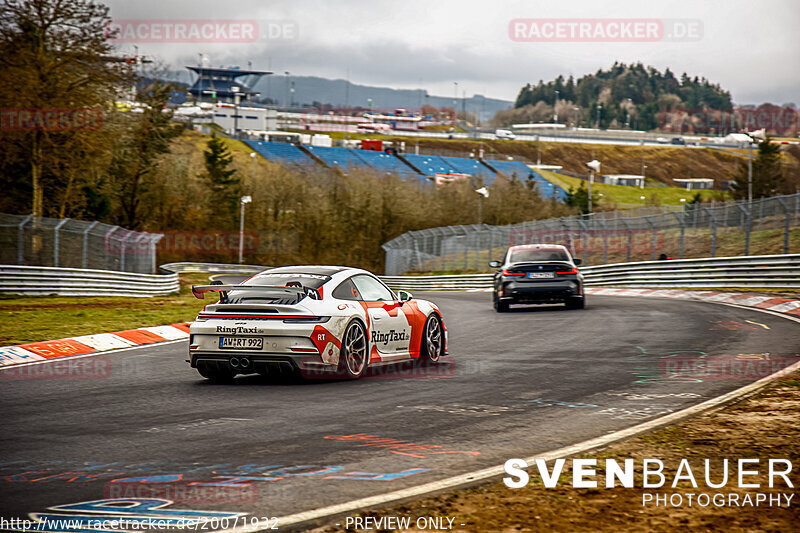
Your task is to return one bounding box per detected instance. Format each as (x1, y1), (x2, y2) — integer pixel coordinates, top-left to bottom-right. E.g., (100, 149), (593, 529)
(508, 249), (570, 263)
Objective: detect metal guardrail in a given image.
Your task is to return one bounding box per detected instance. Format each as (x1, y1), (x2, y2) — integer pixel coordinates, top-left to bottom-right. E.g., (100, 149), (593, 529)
(0, 265), (179, 297)
(3, 255), (796, 297)
(580, 254), (800, 288)
(382, 254), (800, 290)
(160, 262), (268, 274)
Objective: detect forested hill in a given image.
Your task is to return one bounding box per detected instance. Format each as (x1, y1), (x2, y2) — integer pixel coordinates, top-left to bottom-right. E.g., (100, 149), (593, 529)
(512, 62), (733, 130)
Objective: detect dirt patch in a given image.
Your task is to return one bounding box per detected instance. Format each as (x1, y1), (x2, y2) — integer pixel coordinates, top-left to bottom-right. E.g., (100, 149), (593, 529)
(315, 376), (800, 532)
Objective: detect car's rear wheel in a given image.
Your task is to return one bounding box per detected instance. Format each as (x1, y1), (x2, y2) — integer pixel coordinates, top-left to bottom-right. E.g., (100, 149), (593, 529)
(337, 320), (368, 379)
(566, 296), (586, 310)
(493, 293), (509, 312)
(197, 361), (235, 383)
(418, 314), (443, 365)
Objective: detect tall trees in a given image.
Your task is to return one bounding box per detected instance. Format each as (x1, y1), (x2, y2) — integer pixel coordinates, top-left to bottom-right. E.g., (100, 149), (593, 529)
(200, 135), (241, 229)
(732, 138), (784, 199)
(0, 0), (132, 217)
(106, 79), (183, 229)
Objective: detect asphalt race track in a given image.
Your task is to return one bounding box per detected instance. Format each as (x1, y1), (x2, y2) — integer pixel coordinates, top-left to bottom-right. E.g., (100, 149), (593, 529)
(2, 293), (800, 530)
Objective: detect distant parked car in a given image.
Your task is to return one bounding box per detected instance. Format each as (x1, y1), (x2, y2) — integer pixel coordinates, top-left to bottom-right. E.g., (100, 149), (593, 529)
(671, 137), (686, 145)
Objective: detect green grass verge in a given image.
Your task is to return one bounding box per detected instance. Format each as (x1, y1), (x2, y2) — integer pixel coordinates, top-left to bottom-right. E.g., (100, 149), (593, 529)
(537, 169), (726, 207)
(0, 274), (209, 345)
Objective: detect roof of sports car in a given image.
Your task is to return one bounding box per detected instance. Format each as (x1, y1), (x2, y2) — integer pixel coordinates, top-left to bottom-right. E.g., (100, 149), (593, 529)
(260, 265), (352, 276)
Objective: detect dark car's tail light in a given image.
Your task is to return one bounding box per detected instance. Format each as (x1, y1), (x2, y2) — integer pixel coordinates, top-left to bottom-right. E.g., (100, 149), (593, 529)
(502, 269), (525, 276)
(557, 267), (578, 275)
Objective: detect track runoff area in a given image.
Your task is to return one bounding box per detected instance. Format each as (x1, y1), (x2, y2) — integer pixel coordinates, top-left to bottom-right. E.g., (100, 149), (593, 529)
(1, 290), (799, 532)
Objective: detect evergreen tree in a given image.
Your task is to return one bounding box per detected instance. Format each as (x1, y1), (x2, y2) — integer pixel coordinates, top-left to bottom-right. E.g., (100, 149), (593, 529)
(732, 138), (784, 199)
(201, 135), (241, 228)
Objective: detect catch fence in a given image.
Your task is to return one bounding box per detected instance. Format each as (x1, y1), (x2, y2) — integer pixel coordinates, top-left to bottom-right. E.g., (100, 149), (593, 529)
(0, 213), (163, 274)
(382, 193), (800, 275)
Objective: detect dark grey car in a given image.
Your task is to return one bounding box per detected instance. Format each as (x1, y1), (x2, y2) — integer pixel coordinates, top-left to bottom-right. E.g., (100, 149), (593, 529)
(490, 244), (585, 312)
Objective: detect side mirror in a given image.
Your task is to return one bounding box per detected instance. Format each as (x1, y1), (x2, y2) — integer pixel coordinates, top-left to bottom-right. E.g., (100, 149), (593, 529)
(573, 259), (582, 266)
(489, 260), (501, 268)
(398, 290), (413, 303)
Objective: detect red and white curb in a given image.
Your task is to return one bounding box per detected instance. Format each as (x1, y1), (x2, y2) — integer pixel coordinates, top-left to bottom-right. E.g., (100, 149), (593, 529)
(0, 323), (190, 367)
(469, 286), (800, 317)
(583, 287), (800, 316)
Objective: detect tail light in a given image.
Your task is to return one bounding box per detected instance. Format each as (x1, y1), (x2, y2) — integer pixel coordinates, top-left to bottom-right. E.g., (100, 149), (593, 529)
(502, 269), (525, 276)
(557, 267), (578, 275)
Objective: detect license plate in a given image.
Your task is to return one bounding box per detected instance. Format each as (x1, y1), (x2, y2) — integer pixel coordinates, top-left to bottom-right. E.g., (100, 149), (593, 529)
(527, 272), (554, 279)
(218, 337), (263, 350)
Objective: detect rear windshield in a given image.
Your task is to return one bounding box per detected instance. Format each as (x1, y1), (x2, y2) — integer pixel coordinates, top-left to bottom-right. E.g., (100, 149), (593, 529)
(508, 249), (570, 263)
(224, 272), (331, 304)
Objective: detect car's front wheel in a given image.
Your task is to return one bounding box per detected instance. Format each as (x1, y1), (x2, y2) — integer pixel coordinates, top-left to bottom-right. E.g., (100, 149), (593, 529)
(337, 320), (368, 379)
(418, 314), (444, 365)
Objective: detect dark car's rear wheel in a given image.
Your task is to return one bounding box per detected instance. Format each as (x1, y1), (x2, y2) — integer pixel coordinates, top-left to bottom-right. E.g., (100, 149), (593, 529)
(197, 361), (235, 383)
(418, 314), (443, 365)
(566, 296), (586, 310)
(493, 292), (509, 312)
(337, 320), (368, 379)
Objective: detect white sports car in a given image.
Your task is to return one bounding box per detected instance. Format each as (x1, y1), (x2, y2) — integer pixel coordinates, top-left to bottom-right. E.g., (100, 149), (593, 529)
(189, 266), (447, 381)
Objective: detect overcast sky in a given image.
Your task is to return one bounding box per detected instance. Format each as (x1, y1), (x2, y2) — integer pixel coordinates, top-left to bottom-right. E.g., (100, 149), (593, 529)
(104, 0), (799, 106)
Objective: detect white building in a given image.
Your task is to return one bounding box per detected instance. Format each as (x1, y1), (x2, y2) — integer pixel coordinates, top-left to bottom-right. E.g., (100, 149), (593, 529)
(601, 174), (645, 187)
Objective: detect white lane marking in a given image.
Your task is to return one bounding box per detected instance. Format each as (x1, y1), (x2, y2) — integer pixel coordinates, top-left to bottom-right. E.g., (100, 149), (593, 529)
(222, 304), (800, 533)
(0, 339), (187, 370)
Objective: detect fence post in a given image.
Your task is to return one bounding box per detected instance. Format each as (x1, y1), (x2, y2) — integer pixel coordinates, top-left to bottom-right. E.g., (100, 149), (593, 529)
(17, 214), (33, 265)
(705, 208), (717, 257)
(149, 234), (163, 274)
(778, 197), (791, 254)
(670, 212), (685, 259)
(82, 221), (99, 269)
(53, 218), (69, 267)
(736, 204), (751, 256)
(488, 226), (495, 264)
(645, 216), (658, 261)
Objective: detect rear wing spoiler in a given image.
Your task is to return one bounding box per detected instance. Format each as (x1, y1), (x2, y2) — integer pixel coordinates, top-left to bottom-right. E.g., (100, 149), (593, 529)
(191, 284), (320, 300)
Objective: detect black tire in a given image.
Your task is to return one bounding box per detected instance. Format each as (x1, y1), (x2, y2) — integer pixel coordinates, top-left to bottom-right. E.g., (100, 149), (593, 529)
(493, 292), (509, 313)
(197, 361), (235, 383)
(418, 314), (444, 365)
(566, 296), (586, 310)
(337, 320), (368, 379)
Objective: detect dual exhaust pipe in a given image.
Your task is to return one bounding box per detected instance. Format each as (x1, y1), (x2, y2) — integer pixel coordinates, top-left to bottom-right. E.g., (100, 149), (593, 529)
(230, 357), (251, 369)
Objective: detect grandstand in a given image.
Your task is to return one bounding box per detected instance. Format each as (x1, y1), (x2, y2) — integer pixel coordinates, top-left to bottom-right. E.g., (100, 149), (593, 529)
(489, 160), (567, 200)
(243, 140), (568, 200)
(248, 140), (311, 166)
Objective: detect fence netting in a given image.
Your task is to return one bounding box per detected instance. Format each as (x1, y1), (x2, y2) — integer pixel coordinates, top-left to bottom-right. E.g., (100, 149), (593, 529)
(382, 193), (800, 275)
(0, 213), (163, 274)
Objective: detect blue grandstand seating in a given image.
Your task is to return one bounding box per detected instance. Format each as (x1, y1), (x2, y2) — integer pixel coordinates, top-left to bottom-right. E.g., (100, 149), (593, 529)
(303, 145), (366, 170)
(350, 149), (420, 179)
(246, 141), (314, 166)
(245, 141), (567, 201)
(489, 160), (568, 200)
